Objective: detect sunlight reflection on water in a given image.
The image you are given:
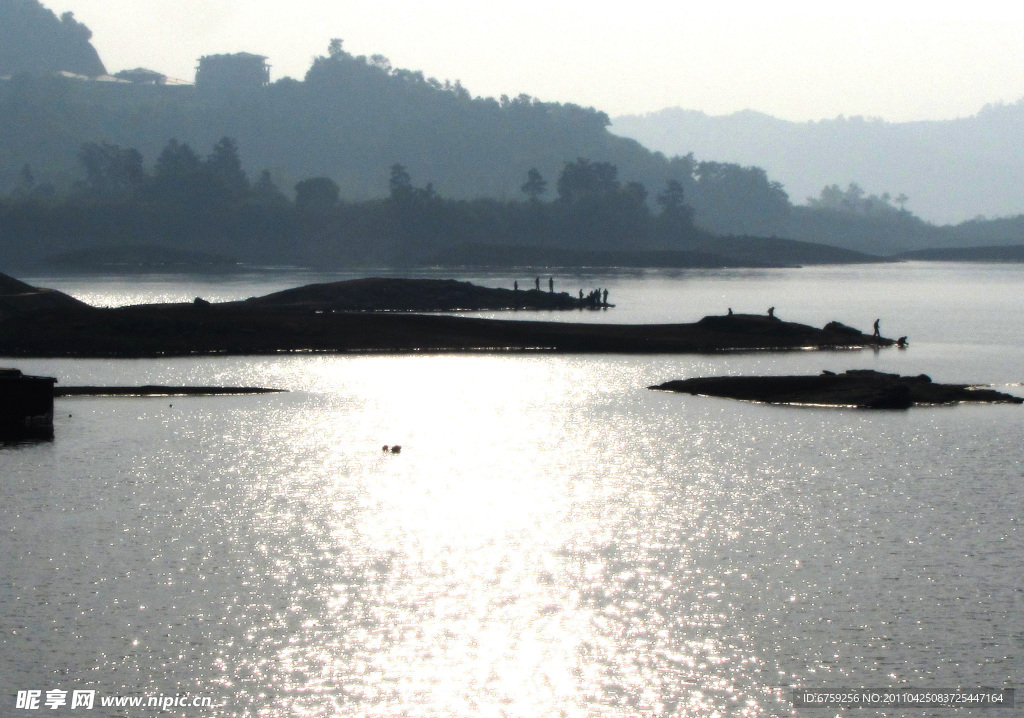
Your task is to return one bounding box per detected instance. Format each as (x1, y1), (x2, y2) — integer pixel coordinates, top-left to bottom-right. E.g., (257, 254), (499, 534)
(4, 265), (1024, 717)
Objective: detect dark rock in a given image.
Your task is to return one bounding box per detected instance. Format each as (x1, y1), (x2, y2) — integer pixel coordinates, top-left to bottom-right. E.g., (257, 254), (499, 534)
(822, 321), (861, 336)
(651, 370), (1023, 408)
(862, 383), (913, 410)
(1, 368), (57, 440)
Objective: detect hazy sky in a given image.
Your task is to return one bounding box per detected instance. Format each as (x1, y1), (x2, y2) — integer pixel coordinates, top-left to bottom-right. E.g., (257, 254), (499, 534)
(43, 0), (1024, 122)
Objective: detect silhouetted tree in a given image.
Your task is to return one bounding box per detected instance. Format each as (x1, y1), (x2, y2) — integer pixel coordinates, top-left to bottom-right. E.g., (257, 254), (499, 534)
(806, 182), (906, 217)
(624, 181), (647, 204)
(654, 178), (696, 245)
(150, 139), (202, 205)
(521, 168), (547, 201)
(250, 170), (289, 206)
(557, 158), (619, 202)
(369, 54), (392, 72)
(389, 163), (413, 201)
(76, 142), (144, 199)
(553, 159), (651, 249)
(656, 178), (686, 212)
(295, 177), (340, 212)
(693, 161), (789, 235)
(203, 137), (249, 205)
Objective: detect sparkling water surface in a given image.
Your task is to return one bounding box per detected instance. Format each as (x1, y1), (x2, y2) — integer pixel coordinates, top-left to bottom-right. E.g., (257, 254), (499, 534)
(2, 264), (1022, 717)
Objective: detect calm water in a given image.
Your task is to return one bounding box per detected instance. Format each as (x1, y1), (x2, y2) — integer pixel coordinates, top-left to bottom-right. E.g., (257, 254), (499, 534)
(2, 263), (1022, 717)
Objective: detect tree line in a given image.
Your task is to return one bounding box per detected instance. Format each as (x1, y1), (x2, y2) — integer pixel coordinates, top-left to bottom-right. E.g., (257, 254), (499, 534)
(0, 137), (705, 268)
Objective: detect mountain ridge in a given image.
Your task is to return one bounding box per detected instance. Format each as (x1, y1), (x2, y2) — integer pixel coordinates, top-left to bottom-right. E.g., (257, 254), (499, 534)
(611, 102), (1024, 225)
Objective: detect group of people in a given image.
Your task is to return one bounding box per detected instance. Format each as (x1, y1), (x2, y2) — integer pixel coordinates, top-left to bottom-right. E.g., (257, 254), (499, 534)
(578, 288), (610, 308)
(513, 276), (557, 293)
(511, 277), (610, 308)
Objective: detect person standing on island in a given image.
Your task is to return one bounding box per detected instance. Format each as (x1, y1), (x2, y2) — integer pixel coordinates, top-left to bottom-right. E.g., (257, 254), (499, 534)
(873, 318), (881, 337)
(535, 277), (540, 291)
(514, 280), (518, 292)
(768, 306), (775, 319)
(549, 277), (554, 293)
(602, 288), (609, 306)
(728, 307), (733, 315)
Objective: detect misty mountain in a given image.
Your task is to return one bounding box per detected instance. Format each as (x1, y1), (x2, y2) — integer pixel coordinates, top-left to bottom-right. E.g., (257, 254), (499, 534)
(0, 0), (105, 78)
(611, 105), (1024, 225)
(5, 3), (1024, 260)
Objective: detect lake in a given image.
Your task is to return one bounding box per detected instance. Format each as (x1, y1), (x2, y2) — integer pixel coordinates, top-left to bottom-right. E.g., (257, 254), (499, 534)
(2, 262), (1021, 716)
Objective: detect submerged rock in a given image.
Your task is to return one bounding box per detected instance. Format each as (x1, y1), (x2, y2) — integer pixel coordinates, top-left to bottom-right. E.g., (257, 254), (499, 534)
(651, 370), (1023, 408)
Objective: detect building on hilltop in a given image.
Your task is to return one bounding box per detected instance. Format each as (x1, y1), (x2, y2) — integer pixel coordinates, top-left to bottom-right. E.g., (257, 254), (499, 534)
(195, 52), (269, 91)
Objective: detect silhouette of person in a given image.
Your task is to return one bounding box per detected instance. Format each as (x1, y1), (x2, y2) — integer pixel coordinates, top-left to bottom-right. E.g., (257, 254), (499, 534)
(548, 277), (554, 293)
(602, 288), (609, 305)
(513, 280), (518, 292)
(535, 277), (540, 291)
(728, 307), (733, 316)
(873, 319), (881, 337)
(767, 306), (775, 319)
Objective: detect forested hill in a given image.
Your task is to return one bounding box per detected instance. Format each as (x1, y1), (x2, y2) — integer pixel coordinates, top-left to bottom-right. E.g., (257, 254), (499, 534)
(0, 0), (105, 77)
(0, 39), (791, 239)
(6, 4), (1024, 257)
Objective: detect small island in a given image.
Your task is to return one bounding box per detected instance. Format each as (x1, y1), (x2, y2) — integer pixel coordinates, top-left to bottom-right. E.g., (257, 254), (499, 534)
(651, 370), (1023, 408)
(1, 272), (896, 358)
(236, 277), (593, 312)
